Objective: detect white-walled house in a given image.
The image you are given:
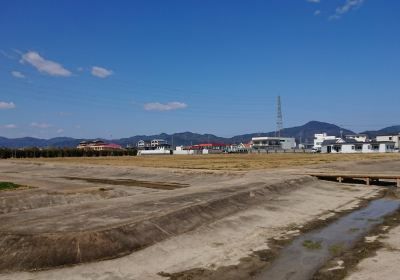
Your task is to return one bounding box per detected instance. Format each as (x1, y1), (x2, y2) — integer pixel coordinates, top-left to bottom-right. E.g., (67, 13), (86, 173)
(137, 139), (171, 150)
(321, 139), (395, 154)
(314, 133), (337, 151)
(376, 134), (400, 149)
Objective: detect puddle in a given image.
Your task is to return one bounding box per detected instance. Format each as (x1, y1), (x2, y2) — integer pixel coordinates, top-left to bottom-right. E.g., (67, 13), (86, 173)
(256, 198), (400, 280)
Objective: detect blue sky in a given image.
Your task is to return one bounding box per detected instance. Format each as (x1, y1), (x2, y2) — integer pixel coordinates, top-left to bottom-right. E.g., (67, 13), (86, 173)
(1, 0), (399, 139)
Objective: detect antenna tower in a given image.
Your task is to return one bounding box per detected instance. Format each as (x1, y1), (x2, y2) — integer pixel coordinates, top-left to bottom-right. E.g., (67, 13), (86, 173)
(276, 95), (283, 137)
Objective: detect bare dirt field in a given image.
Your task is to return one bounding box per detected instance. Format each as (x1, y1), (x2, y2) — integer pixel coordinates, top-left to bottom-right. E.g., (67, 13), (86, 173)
(0, 154), (399, 280)
(18, 153), (400, 170)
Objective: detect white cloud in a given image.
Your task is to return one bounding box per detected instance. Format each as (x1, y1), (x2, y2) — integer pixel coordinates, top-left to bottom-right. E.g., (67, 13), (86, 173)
(11, 71), (25, 78)
(20, 51), (71, 77)
(56, 128), (64, 134)
(314, 10), (321, 15)
(330, 0), (364, 20)
(143, 102), (188, 111)
(30, 122), (53, 129)
(307, 0), (320, 3)
(0, 101), (16, 110)
(3, 124), (17, 129)
(91, 66), (113, 78)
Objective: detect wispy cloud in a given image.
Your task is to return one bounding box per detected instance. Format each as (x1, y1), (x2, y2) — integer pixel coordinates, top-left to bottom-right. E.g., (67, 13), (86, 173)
(314, 10), (321, 16)
(56, 128), (64, 134)
(91, 66), (113, 78)
(0, 49), (16, 59)
(307, 0), (320, 3)
(30, 122), (53, 129)
(0, 101), (16, 110)
(144, 102), (188, 111)
(3, 124), (17, 129)
(330, 0), (364, 20)
(58, 111), (72, 117)
(11, 71), (25, 79)
(20, 51), (71, 77)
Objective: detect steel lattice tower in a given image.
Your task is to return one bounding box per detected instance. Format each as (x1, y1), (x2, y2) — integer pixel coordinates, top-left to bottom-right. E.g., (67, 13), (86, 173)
(276, 95), (283, 137)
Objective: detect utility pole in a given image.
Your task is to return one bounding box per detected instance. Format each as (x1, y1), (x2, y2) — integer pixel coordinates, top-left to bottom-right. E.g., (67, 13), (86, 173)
(276, 95), (283, 137)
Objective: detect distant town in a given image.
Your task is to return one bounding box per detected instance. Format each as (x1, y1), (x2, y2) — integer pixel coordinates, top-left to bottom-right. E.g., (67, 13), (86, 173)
(75, 132), (400, 155)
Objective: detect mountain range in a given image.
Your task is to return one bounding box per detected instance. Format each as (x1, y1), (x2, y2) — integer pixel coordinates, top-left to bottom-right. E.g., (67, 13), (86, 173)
(0, 121), (399, 148)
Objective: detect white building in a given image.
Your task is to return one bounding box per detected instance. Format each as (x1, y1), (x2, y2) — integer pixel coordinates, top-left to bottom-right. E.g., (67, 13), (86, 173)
(173, 146), (196, 155)
(321, 139), (395, 154)
(345, 134), (369, 143)
(376, 134), (400, 149)
(314, 133), (337, 151)
(138, 146), (171, 155)
(251, 137), (296, 150)
(137, 139), (170, 150)
(151, 139), (168, 147)
(137, 140), (151, 150)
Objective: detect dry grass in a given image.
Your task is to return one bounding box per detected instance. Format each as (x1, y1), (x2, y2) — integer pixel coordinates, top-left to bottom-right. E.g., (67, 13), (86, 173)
(14, 153), (400, 171)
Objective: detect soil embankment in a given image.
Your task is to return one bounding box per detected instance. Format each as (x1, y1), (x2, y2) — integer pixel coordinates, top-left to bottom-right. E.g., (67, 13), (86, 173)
(0, 176), (309, 272)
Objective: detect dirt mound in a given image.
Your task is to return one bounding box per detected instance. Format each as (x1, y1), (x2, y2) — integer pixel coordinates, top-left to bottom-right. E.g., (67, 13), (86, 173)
(0, 176), (313, 272)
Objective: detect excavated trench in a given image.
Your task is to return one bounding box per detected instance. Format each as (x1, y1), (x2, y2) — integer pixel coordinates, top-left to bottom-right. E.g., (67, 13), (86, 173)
(255, 197), (400, 280)
(161, 187), (400, 280)
(0, 176), (312, 272)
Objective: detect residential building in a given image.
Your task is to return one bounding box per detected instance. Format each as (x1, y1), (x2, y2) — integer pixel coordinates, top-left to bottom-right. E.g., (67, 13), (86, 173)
(137, 140), (152, 150)
(227, 143), (251, 153)
(77, 140), (123, 151)
(313, 133), (337, 151)
(321, 139), (395, 154)
(376, 134), (400, 149)
(189, 143), (228, 154)
(251, 137), (296, 150)
(137, 139), (171, 150)
(151, 139), (168, 147)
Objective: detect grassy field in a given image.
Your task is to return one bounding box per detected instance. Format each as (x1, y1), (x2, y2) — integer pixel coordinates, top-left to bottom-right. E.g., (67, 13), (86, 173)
(16, 153), (400, 171)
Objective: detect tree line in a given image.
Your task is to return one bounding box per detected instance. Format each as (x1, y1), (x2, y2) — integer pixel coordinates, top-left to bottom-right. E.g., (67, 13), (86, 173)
(0, 148), (137, 159)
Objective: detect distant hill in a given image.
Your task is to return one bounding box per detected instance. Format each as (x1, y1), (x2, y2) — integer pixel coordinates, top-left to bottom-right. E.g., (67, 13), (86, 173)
(361, 125), (400, 138)
(0, 121), (398, 148)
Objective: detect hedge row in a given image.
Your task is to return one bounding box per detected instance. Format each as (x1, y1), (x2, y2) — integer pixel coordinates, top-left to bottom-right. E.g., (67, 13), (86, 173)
(0, 148), (137, 159)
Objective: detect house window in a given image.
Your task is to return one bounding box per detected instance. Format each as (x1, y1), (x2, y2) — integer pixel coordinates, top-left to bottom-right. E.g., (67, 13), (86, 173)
(351, 146), (355, 150)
